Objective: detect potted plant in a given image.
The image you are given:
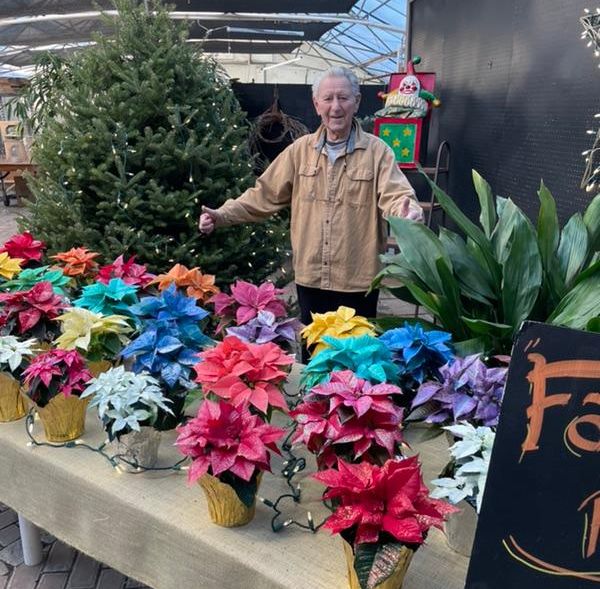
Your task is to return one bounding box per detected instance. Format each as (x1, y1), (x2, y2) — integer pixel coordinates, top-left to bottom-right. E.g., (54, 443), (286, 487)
(291, 370), (404, 469)
(74, 278), (139, 317)
(208, 279), (288, 334)
(430, 422), (495, 556)
(314, 457), (456, 589)
(193, 335), (294, 419)
(0, 336), (38, 422)
(411, 354), (507, 428)
(3, 265), (71, 296)
(0, 281), (68, 343)
(81, 366), (172, 470)
(121, 285), (212, 429)
(55, 307), (132, 376)
(0, 252), (23, 281)
(300, 335), (400, 391)
(300, 306), (376, 358)
(226, 310), (301, 352)
(50, 247), (100, 280)
(97, 255), (155, 288)
(0, 231), (45, 268)
(175, 399), (284, 527)
(22, 348), (92, 442)
(151, 263), (219, 304)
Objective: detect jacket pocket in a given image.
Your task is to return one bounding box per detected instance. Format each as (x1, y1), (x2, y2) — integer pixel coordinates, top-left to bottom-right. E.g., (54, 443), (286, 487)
(298, 165), (319, 201)
(344, 168), (374, 207)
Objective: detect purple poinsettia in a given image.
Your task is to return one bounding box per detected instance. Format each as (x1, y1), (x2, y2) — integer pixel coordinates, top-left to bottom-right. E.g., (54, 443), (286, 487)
(412, 354), (507, 427)
(226, 310), (300, 348)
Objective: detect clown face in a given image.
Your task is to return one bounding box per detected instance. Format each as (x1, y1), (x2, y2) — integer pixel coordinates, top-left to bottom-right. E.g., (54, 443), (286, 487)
(399, 75), (420, 96)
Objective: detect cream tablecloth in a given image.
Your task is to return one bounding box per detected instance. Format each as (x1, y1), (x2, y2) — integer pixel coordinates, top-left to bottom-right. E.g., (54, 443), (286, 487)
(0, 366), (468, 589)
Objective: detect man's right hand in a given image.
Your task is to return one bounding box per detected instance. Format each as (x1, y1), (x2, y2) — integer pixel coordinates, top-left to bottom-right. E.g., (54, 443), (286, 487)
(199, 206), (218, 235)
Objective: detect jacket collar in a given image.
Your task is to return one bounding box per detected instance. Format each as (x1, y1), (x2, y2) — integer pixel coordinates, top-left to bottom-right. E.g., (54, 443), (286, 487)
(312, 119), (368, 153)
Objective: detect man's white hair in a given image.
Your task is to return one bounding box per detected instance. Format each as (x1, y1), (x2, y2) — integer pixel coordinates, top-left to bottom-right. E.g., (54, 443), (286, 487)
(312, 67), (360, 98)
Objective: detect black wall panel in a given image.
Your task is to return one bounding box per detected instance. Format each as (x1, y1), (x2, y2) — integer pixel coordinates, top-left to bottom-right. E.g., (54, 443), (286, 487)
(411, 0), (598, 222)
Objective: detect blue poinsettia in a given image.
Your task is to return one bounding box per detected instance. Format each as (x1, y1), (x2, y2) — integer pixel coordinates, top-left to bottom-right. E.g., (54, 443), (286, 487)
(75, 278), (139, 316)
(129, 284), (210, 348)
(379, 322), (454, 385)
(300, 335), (400, 391)
(120, 325), (201, 390)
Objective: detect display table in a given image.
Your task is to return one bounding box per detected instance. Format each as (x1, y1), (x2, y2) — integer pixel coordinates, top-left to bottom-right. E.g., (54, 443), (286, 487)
(0, 366), (469, 589)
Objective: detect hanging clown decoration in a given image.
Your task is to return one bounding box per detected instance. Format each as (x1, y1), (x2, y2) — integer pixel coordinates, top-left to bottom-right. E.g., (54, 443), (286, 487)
(376, 56), (441, 118)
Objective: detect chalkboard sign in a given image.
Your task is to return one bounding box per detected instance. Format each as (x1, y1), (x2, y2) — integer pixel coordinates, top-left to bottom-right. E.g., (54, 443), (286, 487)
(465, 321), (600, 588)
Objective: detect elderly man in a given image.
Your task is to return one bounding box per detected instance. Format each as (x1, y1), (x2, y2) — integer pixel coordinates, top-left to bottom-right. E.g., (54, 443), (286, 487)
(199, 67), (422, 343)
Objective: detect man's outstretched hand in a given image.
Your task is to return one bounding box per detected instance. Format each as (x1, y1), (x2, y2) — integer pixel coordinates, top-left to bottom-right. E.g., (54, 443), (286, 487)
(198, 206), (218, 235)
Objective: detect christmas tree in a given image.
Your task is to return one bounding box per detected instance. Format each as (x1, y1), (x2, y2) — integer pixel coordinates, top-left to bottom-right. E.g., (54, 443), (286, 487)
(19, 0), (288, 284)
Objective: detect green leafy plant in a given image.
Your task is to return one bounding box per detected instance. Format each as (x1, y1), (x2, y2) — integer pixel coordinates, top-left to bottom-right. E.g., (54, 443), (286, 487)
(374, 171), (600, 353)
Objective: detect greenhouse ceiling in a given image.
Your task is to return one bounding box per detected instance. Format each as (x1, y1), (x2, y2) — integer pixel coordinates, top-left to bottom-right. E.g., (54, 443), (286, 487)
(0, 0), (408, 82)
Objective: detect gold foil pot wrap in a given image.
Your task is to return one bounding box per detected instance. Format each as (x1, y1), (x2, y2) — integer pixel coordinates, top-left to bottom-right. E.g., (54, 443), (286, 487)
(198, 472), (262, 528)
(35, 394), (89, 443)
(342, 539), (414, 589)
(88, 360), (112, 378)
(0, 372), (26, 422)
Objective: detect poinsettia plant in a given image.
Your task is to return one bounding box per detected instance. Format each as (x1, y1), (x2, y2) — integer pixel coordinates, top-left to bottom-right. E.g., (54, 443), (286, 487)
(74, 278), (139, 318)
(55, 307), (132, 362)
(0, 232), (45, 266)
(3, 265), (71, 296)
(412, 354), (507, 427)
(97, 255), (155, 288)
(314, 457), (456, 589)
(0, 281), (68, 341)
(151, 263), (219, 303)
(81, 366), (172, 440)
(291, 370), (404, 468)
(193, 335), (294, 418)
(226, 310), (301, 351)
(0, 253), (23, 281)
(0, 335), (39, 377)
(300, 306), (376, 357)
(208, 279), (288, 333)
(175, 399), (284, 507)
(22, 348), (92, 407)
(51, 247), (100, 278)
(301, 335), (400, 391)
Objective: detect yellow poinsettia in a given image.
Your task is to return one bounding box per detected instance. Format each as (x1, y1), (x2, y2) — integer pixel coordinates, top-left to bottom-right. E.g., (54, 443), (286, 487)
(0, 252), (23, 280)
(300, 306), (376, 356)
(55, 307), (132, 351)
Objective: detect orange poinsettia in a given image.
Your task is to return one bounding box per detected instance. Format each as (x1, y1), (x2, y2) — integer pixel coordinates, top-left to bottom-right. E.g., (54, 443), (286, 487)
(151, 263), (219, 303)
(51, 247), (100, 277)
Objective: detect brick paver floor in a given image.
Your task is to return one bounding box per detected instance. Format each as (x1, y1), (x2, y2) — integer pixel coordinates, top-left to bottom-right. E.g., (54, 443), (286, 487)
(0, 202), (421, 588)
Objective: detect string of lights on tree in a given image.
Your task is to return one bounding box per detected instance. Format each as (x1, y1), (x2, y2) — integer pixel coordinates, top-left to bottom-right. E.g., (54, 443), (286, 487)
(580, 8), (600, 192)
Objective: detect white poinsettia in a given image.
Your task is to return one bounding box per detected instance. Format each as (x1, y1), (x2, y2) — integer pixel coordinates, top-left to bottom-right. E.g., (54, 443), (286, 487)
(81, 365), (173, 437)
(0, 336), (38, 373)
(430, 421), (495, 513)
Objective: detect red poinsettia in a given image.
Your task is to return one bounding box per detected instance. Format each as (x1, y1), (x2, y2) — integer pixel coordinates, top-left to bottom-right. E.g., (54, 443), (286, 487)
(193, 335), (294, 414)
(0, 281), (67, 336)
(97, 255), (155, 287)
(208, 280), (288, 332)
(51, 247), (100, 277)
(0, 232), (46, 265)
(291, 370), (404, 468)
(23, 348), (92, 407)
(175, 399), (284, 484)
(314, 457), (457, 546)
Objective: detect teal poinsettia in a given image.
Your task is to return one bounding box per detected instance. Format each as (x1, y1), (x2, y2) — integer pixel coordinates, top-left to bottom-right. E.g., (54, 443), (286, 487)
(3, 265), (71, 296)
(300, 335), (400, 390)
(75, 278), (139, 316)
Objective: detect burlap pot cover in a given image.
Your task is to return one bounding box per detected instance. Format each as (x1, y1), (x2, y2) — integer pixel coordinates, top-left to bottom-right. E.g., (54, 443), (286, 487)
(198, 473), (262, 528)
(35, 395), (89, 443)
(444, 500), (477, 557)
(0, 372), (26, 422)
(342, 539), (414, 589)
(88, 360), (112, 379)
(107, 427), (161, 472)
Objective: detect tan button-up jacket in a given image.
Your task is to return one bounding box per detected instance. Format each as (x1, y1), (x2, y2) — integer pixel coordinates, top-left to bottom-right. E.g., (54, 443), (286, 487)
(213, 123), (422, 291)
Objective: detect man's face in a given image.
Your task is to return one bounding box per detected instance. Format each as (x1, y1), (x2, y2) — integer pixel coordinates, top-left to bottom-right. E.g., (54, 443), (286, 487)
(313, 76), (361, 140)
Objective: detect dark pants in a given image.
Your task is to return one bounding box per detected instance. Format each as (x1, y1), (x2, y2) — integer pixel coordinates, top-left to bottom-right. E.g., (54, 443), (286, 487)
(296, 284), (379, 363)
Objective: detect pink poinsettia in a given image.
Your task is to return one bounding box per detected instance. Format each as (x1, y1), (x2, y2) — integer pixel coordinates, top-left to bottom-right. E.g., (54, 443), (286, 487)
(208, 280), (288, 332)
(0, 231), (46, 265)
(314, 457), (457, 546)
(23, 349), (92, 407)
(193, 335), (294, 414)
(97, 255), (155, 287)
(175, 399), (284, 484)
(0, 281), (67, 336)
(291, 370), (404, 468)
